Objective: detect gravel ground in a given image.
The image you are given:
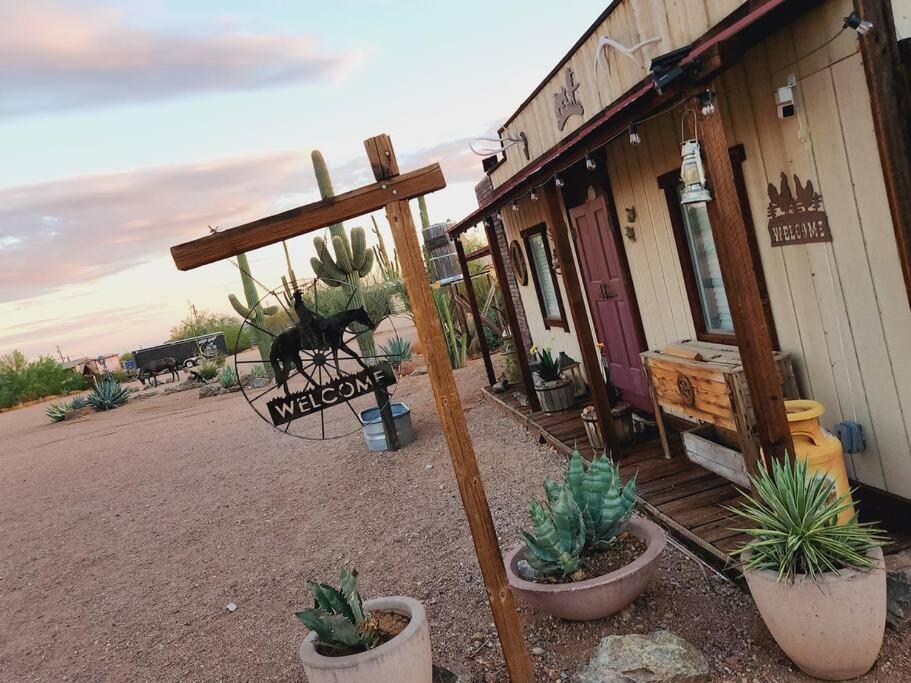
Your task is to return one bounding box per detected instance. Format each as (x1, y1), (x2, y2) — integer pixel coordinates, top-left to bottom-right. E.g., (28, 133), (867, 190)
(1, 360), (909, 681)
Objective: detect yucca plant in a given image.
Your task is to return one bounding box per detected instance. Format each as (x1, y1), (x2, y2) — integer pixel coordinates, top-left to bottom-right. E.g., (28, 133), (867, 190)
(546, 448), (637, 549)
(728, 458), (887, 583)
(295, 569), (389, 654)
(46, 401), (69, 422)
(218, 365), (237, 388)
(536, 347), (562, 383)
(379, 336), (413, 366)
(519, 485), (586, 578)
(86, 379), (131, 411)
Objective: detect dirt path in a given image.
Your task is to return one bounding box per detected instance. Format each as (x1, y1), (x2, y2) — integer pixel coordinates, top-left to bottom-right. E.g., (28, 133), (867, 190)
(1, 361), (908, 681)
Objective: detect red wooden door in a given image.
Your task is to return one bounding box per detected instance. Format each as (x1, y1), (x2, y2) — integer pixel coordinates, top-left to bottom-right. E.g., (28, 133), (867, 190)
(569, 196), (650, 412)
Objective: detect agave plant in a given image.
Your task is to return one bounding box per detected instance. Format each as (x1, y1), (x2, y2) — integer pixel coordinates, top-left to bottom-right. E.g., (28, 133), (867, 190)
(294, 569), (385, 653)
(728, 457), (887, 583)
(546, 448), (637, 549)
(536, 347), (562, 383)
(218, 365), (237, 388)
(68, 394), (89, 410)
(249, 364), (269, 380)
(519, 485), (586, 578)
(46, 401), (70, 422)
(379, 336), (413, 366)
(86, 379), (131, 411)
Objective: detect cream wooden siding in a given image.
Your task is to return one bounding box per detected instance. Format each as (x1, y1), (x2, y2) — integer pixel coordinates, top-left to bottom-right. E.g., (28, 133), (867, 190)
(895, 1), (911, 40)
(608, 0), (911, 497)
(490, 0), (747, 190)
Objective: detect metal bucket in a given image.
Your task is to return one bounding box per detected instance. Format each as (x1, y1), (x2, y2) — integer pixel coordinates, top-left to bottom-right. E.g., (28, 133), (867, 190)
(359, 402), (415, 451)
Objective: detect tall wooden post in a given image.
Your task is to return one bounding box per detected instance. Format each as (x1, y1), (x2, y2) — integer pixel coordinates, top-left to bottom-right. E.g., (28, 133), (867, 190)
(482, 218), (541, 412)
(699, 110), (794, 466)
(539, 183), (621, 457)
(454, 237), (497, 385)
(364, 135), (534, 682)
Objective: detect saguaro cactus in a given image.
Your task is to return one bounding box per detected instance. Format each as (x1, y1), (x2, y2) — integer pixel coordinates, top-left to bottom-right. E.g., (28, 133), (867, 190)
(308, 150), (376, 359)
(228, 252), (278, 363)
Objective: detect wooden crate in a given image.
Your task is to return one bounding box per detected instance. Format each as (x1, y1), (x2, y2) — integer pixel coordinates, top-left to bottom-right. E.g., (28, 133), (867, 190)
(641, 340), (798, 478)
(682, 425), (751, 488)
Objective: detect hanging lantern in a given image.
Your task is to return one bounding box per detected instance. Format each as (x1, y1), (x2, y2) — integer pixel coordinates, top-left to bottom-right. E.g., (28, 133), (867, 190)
(679, 139), (711, 205)
(557, 351), (587, 398)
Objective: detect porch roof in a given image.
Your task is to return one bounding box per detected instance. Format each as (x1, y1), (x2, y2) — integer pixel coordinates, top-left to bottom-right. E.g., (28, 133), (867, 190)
(447, 0), (795, 238)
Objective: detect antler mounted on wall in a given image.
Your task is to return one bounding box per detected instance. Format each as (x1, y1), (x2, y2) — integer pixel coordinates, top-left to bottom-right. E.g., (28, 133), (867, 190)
(593, 35), (661, 79)
(469, 131), (530, 161)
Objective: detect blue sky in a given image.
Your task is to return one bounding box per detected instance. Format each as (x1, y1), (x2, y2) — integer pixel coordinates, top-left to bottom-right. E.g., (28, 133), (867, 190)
(0, 0), (602, 359)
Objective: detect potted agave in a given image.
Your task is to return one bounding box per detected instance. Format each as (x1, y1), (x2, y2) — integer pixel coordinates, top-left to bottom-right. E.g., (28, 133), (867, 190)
(730, 459), (888, 680)
(504, 448), (666, 620)
(295, 569), (432, 683)
(531, 346), (574, 413)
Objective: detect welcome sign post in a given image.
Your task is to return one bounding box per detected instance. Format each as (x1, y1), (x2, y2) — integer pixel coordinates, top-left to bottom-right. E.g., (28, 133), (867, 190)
(169, 134), (534, 682)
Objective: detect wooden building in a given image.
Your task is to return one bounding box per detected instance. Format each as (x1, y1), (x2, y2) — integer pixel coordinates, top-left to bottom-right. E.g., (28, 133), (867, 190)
(449, 0), (911, 556)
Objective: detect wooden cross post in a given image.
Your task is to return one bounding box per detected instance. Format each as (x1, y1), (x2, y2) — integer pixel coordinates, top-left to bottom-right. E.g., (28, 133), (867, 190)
(170, 134), (533, 682)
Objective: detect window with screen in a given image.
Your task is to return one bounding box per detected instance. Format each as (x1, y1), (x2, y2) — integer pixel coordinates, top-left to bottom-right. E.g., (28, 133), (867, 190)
(522, 223), (567, 330)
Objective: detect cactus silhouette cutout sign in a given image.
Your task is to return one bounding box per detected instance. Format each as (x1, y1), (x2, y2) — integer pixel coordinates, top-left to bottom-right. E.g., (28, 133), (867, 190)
(766, 172), (832, 247)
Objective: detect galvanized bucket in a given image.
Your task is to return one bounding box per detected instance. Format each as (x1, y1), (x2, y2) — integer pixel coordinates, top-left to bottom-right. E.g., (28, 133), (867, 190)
(359, 402), (415, 451)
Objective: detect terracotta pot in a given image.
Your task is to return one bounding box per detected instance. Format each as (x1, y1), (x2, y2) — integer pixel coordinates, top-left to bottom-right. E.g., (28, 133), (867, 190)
(535, 376), (574, 413)
(743, 546), (886, 680)
(298, 597), (432, 683)
(505, 515), (666, 620)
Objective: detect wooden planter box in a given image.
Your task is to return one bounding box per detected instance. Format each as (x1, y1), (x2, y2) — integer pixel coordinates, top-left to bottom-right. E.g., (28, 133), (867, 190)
(682, 425), (751, 489)
(641, 340), (798, 479)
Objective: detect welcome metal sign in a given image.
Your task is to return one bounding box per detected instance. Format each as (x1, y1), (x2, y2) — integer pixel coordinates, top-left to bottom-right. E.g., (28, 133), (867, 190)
(266, 362), (397, 426)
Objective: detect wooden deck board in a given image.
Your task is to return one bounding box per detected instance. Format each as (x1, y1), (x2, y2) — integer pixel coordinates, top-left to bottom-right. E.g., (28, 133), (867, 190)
(482, 386), (911, 567)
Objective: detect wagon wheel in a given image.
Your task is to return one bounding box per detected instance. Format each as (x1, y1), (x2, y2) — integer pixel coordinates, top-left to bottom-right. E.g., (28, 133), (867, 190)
(233, 278), (404, 440)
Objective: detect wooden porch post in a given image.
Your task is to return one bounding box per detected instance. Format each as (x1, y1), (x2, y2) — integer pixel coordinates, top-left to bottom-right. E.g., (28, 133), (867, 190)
(699, 109), (794, 466)
(454, 236), (497, 385)
(482, 217), (541, 412)
(854, 0), (911, 310)
(539, 183), (621, 457)
(365, 135), (533, 682)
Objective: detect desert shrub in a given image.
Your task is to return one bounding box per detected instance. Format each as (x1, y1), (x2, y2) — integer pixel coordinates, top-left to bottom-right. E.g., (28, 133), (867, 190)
(198, 362), (219, 380)
(0, 351), (89, 409)
(169, 310), (252, 355)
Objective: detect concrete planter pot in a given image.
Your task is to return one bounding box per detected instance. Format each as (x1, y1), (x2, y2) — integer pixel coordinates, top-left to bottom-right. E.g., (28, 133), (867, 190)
(743, 546), (886, 680)
(298, 596), (432, 683)
(535, 376), (574, 413)
(505, 515), (666, 621)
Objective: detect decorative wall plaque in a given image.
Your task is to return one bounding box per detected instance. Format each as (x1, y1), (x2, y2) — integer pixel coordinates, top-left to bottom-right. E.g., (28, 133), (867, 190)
(509, 240), (528, 286)
(766, 172), (832, 247)
(554, 68), (584, 130)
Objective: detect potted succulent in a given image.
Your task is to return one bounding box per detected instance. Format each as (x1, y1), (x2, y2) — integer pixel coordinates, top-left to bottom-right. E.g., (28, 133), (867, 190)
(531, 346), (574, 413)
(295, 569), (432, 683)
(729, 458), (888, 680)
(504, 449), (666, 620)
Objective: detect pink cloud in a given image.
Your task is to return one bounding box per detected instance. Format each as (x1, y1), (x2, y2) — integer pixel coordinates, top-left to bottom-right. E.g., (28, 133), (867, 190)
(0, 2), (360, 116)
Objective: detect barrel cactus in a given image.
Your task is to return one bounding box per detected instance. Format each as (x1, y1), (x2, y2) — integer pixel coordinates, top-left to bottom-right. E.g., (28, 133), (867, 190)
(519, 485), (586, 578)
(308, 150), (376, 358)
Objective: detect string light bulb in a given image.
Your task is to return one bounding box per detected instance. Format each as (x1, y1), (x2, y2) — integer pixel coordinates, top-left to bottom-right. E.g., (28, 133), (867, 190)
(844, 12), (873, 35)
(511, 201), (520, 212)
(585, 153), (596, 171)
(554, 174), (565, 188)
(628, 122), (641, 145)
(529, 190), (538, 201)
(700, 90), (717, 116)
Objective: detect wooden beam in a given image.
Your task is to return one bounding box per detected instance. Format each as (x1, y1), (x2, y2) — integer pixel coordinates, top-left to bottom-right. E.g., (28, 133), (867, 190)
(454, 237), (497, 385)
(364, 135), (534, 683)
(539, 183), (621, 457)
(171, 163), (445, 270)
(482, 218), (541, 412)
(854, 0), (911, 309)
(699, 110), (794, 467)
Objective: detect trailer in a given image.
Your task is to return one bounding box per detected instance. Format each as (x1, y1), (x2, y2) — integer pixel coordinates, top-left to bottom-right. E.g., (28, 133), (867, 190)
(132, 332), (228, 371)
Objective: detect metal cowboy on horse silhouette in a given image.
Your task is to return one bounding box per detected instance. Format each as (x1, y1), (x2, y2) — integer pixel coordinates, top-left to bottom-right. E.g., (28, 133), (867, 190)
(269, 289), (377, 395)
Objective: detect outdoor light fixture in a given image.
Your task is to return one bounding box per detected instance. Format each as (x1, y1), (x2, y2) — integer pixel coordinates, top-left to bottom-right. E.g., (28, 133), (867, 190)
(628, 122), (641, 145)
(679, 139), (711, 205)
(585, 153), (597, 171)
(529, 190), (538, 201)
(554, 174), (565, 188)
(700, 90), (717, 116)
(511, 201), (520, 212)
(844, 12), (873, 35)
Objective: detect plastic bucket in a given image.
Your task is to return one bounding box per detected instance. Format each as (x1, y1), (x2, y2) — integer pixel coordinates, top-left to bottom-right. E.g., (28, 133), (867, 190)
(359, 402), (415, 451)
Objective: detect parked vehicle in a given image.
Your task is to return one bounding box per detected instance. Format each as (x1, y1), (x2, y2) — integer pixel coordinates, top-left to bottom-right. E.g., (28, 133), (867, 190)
(132, 333), (227, 371)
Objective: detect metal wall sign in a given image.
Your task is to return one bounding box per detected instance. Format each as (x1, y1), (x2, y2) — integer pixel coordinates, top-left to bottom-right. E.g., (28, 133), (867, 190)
(767, 172), (832, 247)
(267, 362), (396, 426)
(554, 68), (584, 130)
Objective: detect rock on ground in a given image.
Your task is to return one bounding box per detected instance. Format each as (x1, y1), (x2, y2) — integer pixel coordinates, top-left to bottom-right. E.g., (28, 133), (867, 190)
(887, 550), (911, 630)
(575, 629), (709, 683)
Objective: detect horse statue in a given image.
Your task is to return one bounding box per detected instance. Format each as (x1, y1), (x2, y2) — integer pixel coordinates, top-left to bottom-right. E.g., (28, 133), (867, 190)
(138, 357), (181, 386)
(269, 291), (377, 395)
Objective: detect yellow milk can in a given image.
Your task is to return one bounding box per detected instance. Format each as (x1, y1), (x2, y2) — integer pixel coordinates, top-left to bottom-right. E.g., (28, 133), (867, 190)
(785, 400), (855, 524)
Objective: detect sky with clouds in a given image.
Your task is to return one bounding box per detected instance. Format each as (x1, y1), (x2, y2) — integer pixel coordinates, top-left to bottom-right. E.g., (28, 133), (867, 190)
(0, 0), (599, 360)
